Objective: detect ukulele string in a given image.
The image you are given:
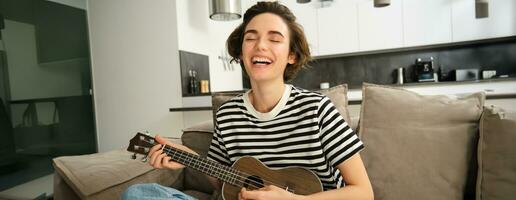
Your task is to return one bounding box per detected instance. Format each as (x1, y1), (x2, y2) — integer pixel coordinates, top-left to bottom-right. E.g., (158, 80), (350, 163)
(161, 145), (292, 192)
(138, 139), (294, 192)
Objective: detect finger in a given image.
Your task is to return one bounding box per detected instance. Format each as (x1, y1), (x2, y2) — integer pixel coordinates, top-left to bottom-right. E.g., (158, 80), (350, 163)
(148, 144), (162, 158)
(153, 151), (168, 169)
(149, 149), (163, 166)
(240, 187), (260, 200)
(239, 188), (246, 200)
(155, 135), (170, 145)
(163, 157), (185, 169)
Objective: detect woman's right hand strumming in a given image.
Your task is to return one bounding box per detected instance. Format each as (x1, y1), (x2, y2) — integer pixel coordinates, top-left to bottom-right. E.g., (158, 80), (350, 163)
(148, 135), (198, 170)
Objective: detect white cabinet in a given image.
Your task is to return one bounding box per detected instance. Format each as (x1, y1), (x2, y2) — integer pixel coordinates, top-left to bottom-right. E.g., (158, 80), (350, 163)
(283, 0), (515, 57)
(357, 0), (403, 51)
(317, 0), (359, 56)
(403, 0), (452, 47)
(452, 0), (516, 42)
(283, 1), (320, 56)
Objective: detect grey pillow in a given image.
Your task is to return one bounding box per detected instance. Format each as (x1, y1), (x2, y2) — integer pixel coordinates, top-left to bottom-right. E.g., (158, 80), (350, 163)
(476, 106), (516, 200)
(358, 83), (484, 200)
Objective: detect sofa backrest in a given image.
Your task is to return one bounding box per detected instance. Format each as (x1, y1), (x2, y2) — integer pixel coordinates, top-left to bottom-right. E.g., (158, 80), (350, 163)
(181, 120), (216, 194)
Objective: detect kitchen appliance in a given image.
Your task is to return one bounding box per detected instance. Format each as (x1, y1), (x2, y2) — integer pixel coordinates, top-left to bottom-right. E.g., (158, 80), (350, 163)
(455, 69), (479, 81)
(482, 70), (497, 79)
(396, 67), (405, 84)
(414, 57), (436, 82)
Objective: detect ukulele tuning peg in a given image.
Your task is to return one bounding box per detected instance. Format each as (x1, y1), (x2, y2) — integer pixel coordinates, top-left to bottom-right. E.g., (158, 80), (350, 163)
(131, 153), (137, 160)
(141, 155), (148, 162)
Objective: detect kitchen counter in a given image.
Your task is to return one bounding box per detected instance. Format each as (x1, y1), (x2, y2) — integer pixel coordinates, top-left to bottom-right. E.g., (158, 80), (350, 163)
(348, 78), (516, 103)
(171, 78), (516, 111)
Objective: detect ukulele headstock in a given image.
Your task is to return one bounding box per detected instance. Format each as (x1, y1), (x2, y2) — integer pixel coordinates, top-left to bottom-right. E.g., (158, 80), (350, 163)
(127, 132), (157, 156)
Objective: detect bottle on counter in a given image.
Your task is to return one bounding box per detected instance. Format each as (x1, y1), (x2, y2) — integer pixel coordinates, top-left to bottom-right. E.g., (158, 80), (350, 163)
(189, 70), (199, 95)
(200, 80), (210, 93)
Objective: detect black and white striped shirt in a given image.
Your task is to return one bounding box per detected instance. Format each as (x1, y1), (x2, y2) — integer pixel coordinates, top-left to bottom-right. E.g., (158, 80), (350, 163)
(207, 84), (364, 190)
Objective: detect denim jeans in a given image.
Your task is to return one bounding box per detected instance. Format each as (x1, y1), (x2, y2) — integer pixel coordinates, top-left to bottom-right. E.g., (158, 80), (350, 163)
(121, 183), (197, 200)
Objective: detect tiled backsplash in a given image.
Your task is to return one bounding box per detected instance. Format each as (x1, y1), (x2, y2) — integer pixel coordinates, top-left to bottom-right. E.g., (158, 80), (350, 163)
(290, 37), (516, 89)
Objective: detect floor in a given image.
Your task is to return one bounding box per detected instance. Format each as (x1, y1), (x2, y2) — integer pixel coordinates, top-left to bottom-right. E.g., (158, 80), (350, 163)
(0, 153), (54, 200)
(0, 174), (53, 200)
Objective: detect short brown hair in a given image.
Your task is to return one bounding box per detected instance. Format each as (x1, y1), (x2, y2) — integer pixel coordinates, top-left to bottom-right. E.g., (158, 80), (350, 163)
(226, 1), (311, 82)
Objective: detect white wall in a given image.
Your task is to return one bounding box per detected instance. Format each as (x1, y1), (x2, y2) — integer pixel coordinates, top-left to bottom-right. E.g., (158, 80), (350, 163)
(87, 0), (183, 152)
(176, 0), (245, 93)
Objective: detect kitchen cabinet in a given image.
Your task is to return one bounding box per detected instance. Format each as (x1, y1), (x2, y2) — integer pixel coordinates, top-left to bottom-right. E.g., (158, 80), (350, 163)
(452, 0), (516, 42)
(317, 0), (359, 56)
(357, 0), (403, 51)
(403, 0), (452, 47)
(283, 1), (319, 56)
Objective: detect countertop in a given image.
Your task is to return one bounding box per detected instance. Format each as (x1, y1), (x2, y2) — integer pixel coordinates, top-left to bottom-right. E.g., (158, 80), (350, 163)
(348, 78), (516, 103)
(171, 78), (516, 111)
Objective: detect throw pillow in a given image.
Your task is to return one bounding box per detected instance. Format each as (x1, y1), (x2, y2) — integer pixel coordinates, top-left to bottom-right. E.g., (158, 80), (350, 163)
(52, 149), (182, 199)
(211, 91), (242, 122)
(359, 83), (484, 200)
(476, 106), (516, 200)
(318, 84), (352, 125)
(211, 84), (352, 124)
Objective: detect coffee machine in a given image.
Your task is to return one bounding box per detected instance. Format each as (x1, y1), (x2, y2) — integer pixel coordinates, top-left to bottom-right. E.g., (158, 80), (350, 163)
(414, 57), (437, 82)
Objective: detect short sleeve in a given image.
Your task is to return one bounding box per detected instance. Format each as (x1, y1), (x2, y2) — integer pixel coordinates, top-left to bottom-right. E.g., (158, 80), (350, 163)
(318, 96), (364, 167)
(207, 120), (231, 166)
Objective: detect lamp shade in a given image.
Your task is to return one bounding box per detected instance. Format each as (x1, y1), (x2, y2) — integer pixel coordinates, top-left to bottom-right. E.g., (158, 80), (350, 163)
(209, 0), (241, 21)
(374, 0), (390, 7)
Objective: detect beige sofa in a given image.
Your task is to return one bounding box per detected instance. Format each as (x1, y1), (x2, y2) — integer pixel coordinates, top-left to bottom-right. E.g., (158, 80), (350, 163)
(52, 84), (516, 200)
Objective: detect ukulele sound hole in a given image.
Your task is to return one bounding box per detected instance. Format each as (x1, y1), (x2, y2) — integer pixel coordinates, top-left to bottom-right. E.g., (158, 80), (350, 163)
(244, 175), (264, 190)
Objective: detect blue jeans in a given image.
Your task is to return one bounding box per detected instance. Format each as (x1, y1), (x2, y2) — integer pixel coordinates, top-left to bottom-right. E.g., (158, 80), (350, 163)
(121, 183), (197, 200)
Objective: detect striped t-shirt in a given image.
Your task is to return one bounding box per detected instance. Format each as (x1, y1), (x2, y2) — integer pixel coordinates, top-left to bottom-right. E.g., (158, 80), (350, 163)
(207, 84), (364, 190)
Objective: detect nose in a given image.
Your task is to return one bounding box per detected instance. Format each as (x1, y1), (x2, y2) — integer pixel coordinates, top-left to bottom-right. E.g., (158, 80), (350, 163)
(255, 38), (268, 51)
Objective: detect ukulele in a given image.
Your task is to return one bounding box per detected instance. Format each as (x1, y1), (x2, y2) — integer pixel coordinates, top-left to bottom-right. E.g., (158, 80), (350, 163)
(127, 132), (323, 200)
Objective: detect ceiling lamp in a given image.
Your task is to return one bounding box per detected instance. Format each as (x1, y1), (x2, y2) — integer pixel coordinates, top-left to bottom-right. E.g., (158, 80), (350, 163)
(374, 0), (390, 7)
(475, 0), (489, 18)
(209, 0), (241, 21)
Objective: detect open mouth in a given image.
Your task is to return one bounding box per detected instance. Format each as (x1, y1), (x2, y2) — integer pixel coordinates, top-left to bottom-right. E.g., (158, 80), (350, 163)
(251, 57), (272, 65)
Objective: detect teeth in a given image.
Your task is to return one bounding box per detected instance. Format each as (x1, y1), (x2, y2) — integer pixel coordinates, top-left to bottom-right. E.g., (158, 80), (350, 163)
(252, 57), (272, 64)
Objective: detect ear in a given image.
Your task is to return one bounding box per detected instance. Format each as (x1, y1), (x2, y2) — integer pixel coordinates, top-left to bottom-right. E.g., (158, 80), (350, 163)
(288, 52), (296, 65)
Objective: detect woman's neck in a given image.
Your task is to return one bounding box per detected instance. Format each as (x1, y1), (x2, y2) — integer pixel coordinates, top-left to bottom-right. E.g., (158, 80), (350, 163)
(249, 80), (286, 113)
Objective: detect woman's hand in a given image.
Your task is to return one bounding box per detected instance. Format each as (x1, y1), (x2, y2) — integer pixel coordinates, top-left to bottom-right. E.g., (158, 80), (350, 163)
(238, 185), (304, 200)
(148, 135), (198, 170)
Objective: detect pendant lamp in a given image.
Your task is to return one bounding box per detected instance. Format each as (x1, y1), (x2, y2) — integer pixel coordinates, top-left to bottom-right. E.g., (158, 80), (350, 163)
(374, 0), (390, 7)
(209, 0), (241, 21)
(475, 0), (489, 18)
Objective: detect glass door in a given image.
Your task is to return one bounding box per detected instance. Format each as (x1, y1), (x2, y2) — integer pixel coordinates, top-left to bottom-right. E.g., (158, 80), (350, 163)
(0, 0), (96, 193)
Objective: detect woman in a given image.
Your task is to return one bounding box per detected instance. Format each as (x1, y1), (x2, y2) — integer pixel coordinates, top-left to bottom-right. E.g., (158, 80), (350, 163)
(123, 2), (373, 200)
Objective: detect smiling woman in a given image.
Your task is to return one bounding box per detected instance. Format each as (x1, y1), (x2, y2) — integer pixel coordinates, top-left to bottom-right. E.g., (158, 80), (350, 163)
(122, 2), (373, 200)
(227, 2), (311, 84)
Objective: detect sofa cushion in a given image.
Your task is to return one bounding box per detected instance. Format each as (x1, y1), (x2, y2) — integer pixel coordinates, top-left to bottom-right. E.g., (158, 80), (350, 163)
(358, 83), (484, 200)
(211, 84), (352, 124)
(318, 84), (352, 124)
(181, 121), (216, 194)
(476, 106), (516, 200)
(211, 91), (241, 122)
(53, 149), (183, 199)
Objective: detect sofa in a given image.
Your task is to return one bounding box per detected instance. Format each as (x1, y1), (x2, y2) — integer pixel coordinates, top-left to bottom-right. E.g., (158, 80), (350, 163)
(52, 83), (516, 200)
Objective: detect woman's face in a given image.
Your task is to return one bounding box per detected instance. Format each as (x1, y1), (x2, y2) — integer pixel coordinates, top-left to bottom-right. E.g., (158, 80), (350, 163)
(241, 13), (296, 84)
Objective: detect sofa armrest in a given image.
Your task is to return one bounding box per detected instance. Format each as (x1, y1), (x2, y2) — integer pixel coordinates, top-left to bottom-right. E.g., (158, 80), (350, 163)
(53, 149), (184, 200)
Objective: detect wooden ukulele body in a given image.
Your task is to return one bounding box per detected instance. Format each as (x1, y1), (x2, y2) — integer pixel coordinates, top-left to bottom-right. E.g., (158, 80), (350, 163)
(222, 156), (323, 200)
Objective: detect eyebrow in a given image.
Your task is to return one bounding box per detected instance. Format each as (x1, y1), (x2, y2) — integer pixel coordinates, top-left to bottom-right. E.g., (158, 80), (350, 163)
(244, 29), (285, 38)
